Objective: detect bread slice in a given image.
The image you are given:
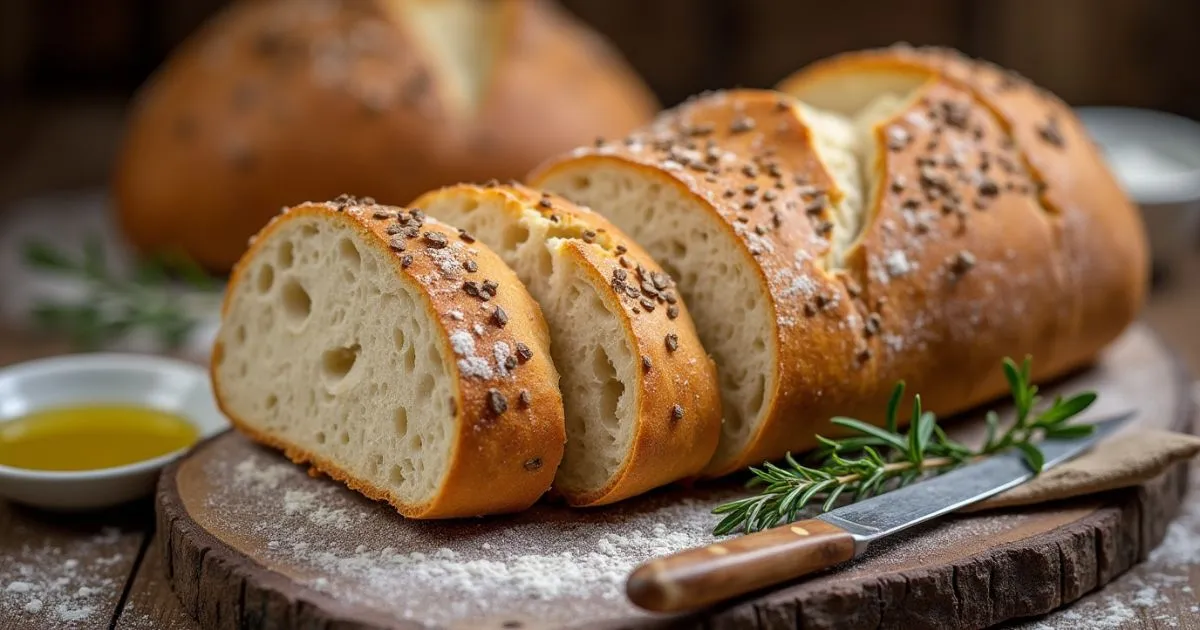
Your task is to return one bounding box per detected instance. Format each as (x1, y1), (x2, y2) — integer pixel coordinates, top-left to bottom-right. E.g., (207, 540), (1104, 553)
(531, 86), (1078, 477)
(412, 183), (721, 506)
(211, 197), (566, 518)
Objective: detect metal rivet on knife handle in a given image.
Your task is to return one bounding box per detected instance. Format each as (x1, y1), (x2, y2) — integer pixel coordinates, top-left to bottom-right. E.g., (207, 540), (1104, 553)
(625, 519), (856, 613)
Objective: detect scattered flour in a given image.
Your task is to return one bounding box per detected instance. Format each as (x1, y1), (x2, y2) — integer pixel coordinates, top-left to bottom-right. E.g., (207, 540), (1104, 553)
(450, 329), (494, 379)
(204, 441), (1200, 627)
(208, 450), (1200, 627)
(206, 452), (733, 625)
(283, 488), (357, 530)
(883, 249), (913, 277)
(493, 341), (513, 378)
(1014, 462), (1200, 629)
(425, 244), (465, 278)
(0, 526), (124, 628)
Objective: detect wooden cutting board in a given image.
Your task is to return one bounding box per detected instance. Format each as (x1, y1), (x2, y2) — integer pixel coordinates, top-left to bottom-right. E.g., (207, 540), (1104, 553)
(155, 324), (1195, 630)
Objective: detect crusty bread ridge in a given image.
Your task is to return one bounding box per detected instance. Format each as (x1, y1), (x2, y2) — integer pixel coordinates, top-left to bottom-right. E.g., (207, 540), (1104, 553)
(114, 0), (657, 272)
(212, 197), (566, 518)
(532, 61), (1145, 475)
(413, 182), (721, 505)
(777, 44), (1149, 394)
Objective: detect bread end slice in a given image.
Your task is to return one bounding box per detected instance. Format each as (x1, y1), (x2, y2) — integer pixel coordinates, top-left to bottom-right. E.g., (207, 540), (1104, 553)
(212, 198), (565, 518)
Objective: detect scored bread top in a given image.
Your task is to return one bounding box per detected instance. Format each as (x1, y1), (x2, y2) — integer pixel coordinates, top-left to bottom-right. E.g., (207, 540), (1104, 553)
(778, 44), (1149, 386)
(532, 82), (1139, 476)
(411, 182), (721, 504)
(215, 195), (566, 518)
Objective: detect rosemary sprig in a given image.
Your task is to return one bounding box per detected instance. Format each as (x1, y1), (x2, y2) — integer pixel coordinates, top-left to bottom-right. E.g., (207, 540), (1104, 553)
(712, 357), (1097, 535)
(22, 236), (220, 351)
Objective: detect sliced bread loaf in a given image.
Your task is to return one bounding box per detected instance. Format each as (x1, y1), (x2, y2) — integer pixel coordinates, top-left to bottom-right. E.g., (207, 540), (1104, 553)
(531, 84), (1134, 477)
(211, 197), (566, 518)
(412, 183), (721, 506)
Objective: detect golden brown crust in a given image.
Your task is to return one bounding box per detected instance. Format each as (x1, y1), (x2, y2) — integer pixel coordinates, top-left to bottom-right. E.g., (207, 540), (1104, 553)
(411, 183), (721, 505)
(213, 197), (566, 519)
(115, 0), (657, 272)
(778, 44), (1149, 386)
(533, 90), (869, 475)
(532, 77), (1145, 476)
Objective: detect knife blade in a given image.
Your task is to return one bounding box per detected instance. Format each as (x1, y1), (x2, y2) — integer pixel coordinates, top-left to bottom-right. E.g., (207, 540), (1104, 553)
(626, 411), (1132, 613)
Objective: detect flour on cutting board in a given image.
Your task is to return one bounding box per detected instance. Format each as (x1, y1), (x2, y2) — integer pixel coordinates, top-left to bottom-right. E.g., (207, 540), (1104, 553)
(206, 448), (1199, 628)
(0, 527), (125, 627)
(211, 454), (731, 624)
(1014, 461), (1200, 630)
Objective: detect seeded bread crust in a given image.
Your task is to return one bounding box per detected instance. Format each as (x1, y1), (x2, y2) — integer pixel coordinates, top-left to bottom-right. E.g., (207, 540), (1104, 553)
(212, 198), (566, 518)
(532, 80), (1144, 476)
(777, 45), (1149, 387)
(533, 90), (867, 475)
(114, 0), (657, 272)
(413, 183), (721, 505)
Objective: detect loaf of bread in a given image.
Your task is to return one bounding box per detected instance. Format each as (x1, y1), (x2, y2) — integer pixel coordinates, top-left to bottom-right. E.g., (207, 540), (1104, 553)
(777, 45), (1148, 381)
(115, 0), (657, 273)
(412, 183), (721, 505)
(211, 197), (566, 518)
(530, 49), (1147, 475)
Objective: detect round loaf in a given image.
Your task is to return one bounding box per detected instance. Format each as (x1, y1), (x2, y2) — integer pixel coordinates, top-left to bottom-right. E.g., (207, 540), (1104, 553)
(114, 0), (657, 273)
(211, 196), (566, 518)
(777, 44), (1149, 389)
(413, 183), (721, 505)
(532, 78), (1145, 475)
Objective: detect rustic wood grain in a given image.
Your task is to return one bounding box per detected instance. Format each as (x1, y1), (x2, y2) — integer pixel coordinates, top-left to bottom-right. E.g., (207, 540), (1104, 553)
(112, 533), (199, 630)
(0, 501), (147, 630)
(153, 324), (1193, 630)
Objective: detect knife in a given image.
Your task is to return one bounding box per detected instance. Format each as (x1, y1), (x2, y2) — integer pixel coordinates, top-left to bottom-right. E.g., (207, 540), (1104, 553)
(626, 411), (1132, 613)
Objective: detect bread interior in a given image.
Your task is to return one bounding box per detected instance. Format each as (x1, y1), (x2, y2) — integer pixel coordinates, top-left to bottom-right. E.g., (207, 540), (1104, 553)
(214, 214), (456, 506)
(421, 193), (637, 498)
(385, 0), (504, 114)
(537, 84), (924, 472)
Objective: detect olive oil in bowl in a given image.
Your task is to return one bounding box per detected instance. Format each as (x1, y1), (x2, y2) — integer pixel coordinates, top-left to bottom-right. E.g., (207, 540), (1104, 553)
(0, 404), (200, 472)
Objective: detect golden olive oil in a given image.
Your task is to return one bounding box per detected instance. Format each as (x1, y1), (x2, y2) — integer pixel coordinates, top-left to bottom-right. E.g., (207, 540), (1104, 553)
(0, 404), (199, 471)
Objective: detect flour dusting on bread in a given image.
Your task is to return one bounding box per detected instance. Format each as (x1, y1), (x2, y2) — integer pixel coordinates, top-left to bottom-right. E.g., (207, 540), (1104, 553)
(413, 183), (720, 506)
(213, 198), (565, 519)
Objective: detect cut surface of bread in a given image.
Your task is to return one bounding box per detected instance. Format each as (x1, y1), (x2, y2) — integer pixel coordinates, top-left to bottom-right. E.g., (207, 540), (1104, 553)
(532, 89), (921, 474)
(413, 183), (721, 505)
(385, 0), (504, 114)
(212, 198), (565, 518)
(534, 60), (1144, 477)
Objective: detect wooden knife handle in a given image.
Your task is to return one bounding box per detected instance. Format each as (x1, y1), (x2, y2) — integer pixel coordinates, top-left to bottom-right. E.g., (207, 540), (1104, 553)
(626, 519), (856, 613)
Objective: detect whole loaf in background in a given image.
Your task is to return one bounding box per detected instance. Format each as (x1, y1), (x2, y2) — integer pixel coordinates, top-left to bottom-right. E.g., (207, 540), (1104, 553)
(531, 45), (1149, 476)
(113, 0), (658, 273)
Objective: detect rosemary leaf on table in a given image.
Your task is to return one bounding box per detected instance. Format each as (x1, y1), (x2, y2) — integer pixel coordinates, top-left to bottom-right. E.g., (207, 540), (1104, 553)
(712, 357), (1098, 536)
(22, 236), (220, 351)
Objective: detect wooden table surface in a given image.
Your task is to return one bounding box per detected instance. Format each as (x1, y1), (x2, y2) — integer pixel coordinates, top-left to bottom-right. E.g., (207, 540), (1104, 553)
(1, 251), (1198, 630)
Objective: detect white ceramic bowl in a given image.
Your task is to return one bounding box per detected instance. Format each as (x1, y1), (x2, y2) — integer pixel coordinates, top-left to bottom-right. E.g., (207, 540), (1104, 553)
(0, 353), (229, 510)
(1076, 107), (1200, 275)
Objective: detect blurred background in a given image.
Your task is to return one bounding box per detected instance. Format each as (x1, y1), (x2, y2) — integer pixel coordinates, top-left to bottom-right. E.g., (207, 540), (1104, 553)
(3, 0), (1200, 204)
(0, 0), (1198, 368)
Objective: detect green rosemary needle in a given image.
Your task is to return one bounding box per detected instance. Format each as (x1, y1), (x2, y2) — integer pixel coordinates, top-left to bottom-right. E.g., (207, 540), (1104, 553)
(712, 356), (1097, 536)
(22, 236), (220, 351)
